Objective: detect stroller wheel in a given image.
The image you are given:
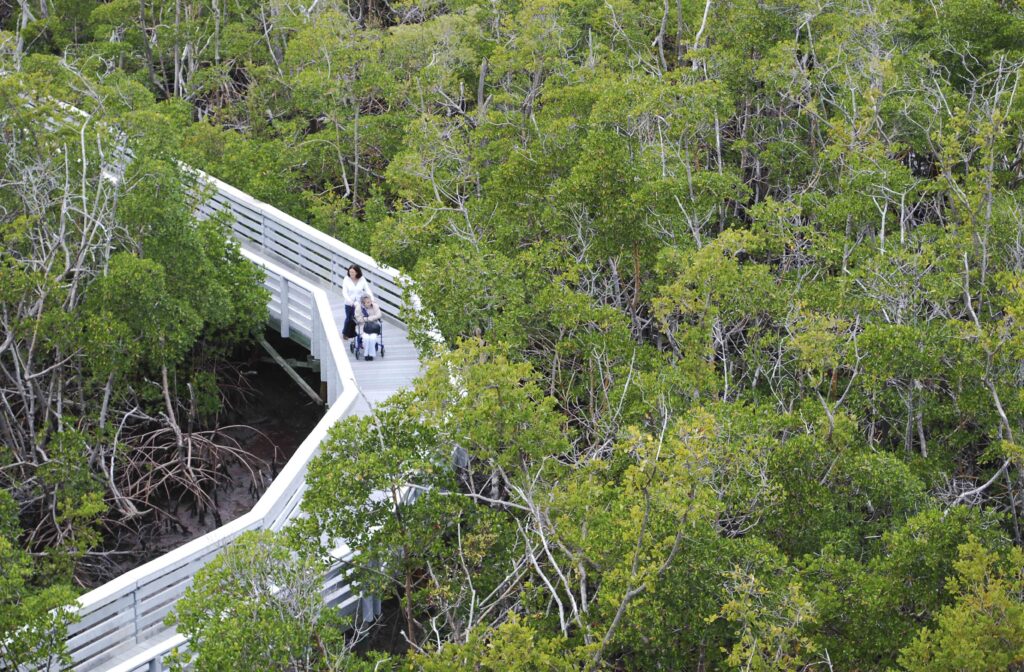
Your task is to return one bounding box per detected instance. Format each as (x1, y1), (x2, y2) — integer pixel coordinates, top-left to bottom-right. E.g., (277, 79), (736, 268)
(380, 347), (385, 358)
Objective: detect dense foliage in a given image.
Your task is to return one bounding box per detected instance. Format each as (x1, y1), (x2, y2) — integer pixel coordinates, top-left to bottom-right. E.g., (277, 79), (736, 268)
(6, 0), (1024, 666)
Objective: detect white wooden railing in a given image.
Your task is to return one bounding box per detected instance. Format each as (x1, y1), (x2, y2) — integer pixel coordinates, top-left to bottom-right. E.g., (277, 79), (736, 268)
(196, 174), (414, 322)
(59, 169), (423, 672)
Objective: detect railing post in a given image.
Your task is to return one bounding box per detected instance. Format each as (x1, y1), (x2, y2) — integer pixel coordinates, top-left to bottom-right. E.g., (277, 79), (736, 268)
(132, 589), (140, 644)
(280, 278), (290, 338)
(321, 353), (329, 405)
(260, 213), (268, 250)
(149, 655), (161, 672)
(323, 350), (334, 405)
(311, 304), (321, 361)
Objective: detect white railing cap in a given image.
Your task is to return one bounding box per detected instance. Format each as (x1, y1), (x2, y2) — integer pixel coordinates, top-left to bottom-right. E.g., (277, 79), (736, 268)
(197, 170), (405, 281)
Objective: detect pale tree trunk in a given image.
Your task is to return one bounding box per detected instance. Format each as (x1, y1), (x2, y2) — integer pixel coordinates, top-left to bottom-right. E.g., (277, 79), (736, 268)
(656, 0), (669, 72)
(691, 0), (712, 70)
(352, 100), (360, 212)
(138, 0), (167, 95)
(173, 0), (182, 97)
(15, 0), (34, 66)
(212, 0), (220, 64)
(477, 57), (489, 120)
(676, 0), (684, 64)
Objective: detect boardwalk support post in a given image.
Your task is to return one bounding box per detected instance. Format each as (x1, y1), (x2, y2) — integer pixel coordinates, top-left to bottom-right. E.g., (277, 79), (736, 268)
(258, 337), (324, 405)
(280, 278), (290, 338)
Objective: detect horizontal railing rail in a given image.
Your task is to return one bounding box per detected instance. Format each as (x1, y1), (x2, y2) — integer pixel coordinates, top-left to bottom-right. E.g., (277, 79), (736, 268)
(195, 172), (412, 320)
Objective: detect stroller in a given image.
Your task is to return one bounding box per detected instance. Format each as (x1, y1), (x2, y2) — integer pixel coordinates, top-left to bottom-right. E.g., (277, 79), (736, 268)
(349, 312), (385, 361)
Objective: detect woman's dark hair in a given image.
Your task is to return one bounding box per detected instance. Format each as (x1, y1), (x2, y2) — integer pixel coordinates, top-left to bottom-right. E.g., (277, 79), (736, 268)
(348, 264), (363, 280)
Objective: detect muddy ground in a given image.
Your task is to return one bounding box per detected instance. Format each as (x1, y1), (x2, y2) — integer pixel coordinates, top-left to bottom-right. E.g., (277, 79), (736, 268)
(104, 330), (325, 578)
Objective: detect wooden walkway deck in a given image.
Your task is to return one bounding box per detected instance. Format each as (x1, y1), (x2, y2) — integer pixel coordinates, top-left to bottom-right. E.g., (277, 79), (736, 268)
(335, 314), (422, 417)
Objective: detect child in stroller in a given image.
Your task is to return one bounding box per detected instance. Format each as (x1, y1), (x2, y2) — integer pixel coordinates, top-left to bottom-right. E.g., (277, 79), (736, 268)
(353, 293), (384, 361)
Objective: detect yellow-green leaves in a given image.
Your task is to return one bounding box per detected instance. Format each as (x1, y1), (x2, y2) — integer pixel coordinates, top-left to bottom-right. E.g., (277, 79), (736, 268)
(714, 567), (817, 672)
(899, 537), (1024, 672)
(168, 530), (349, 671)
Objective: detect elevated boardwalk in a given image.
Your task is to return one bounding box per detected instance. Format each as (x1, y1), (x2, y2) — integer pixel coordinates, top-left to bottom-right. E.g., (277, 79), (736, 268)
(237, 239), (421, 418)
(58, 170), (430, 672)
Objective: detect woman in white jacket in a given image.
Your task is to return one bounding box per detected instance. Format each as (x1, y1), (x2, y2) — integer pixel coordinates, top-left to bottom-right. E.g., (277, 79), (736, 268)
(341, 264), (371, 340)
